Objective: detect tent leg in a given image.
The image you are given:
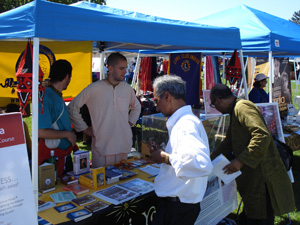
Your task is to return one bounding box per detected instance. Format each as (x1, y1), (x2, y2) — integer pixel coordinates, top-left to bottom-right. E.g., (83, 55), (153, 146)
(268, 51), (273, 103)
(32, 37), (40, 211)
(239, 49), (248, 100)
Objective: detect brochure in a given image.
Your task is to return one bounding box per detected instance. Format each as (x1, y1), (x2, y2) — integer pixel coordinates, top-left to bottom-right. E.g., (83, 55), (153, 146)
(212, 154), (242, 184)
(139, 165), (160, 176)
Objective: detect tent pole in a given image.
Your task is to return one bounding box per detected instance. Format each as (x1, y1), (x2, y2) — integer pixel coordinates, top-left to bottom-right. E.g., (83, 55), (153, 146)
(269, 51), (273, 103)
(239, 49), (248, 100)
(100, 51), (105, 80)
(293, 60), (298, 103)
(131, 53), (140, 89)
(222, 53), (226, 83)
(32, 37), (40, 211)
(203, 56), (206, 90)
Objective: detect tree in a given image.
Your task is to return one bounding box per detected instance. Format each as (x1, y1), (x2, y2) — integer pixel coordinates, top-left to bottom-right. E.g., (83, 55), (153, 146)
(290, 10), (300, 25)
(0, 0), (106, 13)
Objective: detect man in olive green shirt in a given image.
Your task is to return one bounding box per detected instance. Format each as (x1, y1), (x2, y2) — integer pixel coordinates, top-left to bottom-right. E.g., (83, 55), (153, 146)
(210, 84), (295, 225)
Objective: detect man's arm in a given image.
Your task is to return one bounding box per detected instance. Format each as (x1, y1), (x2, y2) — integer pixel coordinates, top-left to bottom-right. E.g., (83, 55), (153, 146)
(128, 90), (141, 125)
(39, 129), (77, 146)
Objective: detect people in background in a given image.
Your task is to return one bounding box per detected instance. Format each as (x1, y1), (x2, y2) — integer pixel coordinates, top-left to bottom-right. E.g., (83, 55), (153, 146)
(149, 75), (212, 225)
(68, 52), (141, 168)
(38, 59), (78, 177)
(249, 73), (269, 103)
(210, 83), (295, 225)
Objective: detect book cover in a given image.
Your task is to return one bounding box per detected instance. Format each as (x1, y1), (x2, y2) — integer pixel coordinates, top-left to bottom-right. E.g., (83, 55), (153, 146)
(54, 202), (77, 213)
(111, 168), (137, 180)
(212, 154), (242, 184)
(38, 201), (56, 212)
(67, 209), (92, 222)
(63, 183), (90, 196)
(118, 178), (154, 195)
(84, 201), (109, 213)
(105, 166), (122, 180)
(38, 163), (55, 192)
(60, 175), (79, 185)
(92, 185), (138, 205)
(71, 195), (96, 206)
(92, 167), (105, 189)
(73, 150), (90, 175)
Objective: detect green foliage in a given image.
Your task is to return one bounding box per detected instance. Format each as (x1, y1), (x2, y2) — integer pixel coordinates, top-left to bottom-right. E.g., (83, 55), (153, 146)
(290, 10), (300, 25)
(0, 0), (106, 13)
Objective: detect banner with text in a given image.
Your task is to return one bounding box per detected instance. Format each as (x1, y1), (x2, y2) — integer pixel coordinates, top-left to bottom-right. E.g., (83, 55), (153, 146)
(0, 113), (37, 224)
(0, 41), (92, 107)
(169, 53), (202, 105)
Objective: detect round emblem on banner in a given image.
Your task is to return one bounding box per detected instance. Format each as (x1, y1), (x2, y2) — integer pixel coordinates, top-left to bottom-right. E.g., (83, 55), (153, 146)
(181, 60), (191, 72)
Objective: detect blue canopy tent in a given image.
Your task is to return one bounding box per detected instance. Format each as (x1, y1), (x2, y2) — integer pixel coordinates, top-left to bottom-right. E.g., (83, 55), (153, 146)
(195, 4), (300, 102)
(0, 0), (243, 205)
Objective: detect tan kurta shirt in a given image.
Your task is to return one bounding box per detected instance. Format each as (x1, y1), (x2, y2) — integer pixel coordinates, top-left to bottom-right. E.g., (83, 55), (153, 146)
(68, 80), (141, 166)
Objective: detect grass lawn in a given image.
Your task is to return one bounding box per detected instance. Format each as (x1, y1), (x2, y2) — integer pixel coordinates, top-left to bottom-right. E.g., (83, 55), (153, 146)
(24, 80), (300, 224)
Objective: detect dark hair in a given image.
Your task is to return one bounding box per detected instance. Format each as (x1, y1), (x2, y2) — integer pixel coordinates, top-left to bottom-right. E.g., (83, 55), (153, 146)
(210, 83), (233, 101)
(5, 104), (19, 113)
(106, 52), (127, 66)
(253, 80), (262, 87)
(153, 75), (186, 101)
(49, 59), (72, 83)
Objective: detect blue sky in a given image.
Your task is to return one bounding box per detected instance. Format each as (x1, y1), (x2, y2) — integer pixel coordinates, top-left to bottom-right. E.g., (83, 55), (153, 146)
(106, 0), (300, 21)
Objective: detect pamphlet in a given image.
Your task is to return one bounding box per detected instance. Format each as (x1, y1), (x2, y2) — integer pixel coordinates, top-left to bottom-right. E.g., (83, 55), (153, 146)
(92, 185), (138, 205)
(212, 154), (242, 184)
(139, 165), (160, 176)
(50, 191), (76, 203)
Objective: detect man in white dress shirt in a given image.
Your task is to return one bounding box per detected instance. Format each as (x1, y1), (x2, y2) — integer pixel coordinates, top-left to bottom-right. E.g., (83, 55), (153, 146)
(149, 75), (212, 225)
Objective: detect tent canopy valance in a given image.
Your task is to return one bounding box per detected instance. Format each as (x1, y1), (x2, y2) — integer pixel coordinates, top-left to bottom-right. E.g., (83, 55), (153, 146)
(194, 4), (300, 57)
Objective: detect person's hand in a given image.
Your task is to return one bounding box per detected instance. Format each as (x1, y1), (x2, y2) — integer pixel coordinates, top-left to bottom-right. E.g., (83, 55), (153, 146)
(83, 127), (94, 137)
(150, 150), (169, 164)
(223, 159), (243, 175)
(147, 139), (159, 153)
(67, 131), (77, 146)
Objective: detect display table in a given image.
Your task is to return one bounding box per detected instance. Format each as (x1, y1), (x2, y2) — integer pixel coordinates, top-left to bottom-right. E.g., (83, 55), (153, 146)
(38, 167), (159, 225)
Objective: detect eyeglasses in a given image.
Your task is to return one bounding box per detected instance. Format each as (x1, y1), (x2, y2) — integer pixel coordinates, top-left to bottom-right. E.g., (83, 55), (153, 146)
(210, 99), (216, 108)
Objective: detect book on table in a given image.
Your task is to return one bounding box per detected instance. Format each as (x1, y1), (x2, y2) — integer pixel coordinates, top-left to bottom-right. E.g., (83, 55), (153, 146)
(63, 183), (90, 196)
(71, 195), (96, 206)
(84, 201), (109, 213)
(92, 167), (105, 189)
(38, 162), (56, 193)
(73, 150), (90, 175)
(50, 191), (76, 204)
(54, 202), (77, 213)
(60, 175), (79, 185)
(38, 200), (56, 212)
(67, 209), (92, 222)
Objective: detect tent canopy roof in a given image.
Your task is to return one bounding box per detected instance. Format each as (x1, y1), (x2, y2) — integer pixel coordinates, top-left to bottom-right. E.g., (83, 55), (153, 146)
(194, 4), (300, 56)
(0, 0), (241, 52)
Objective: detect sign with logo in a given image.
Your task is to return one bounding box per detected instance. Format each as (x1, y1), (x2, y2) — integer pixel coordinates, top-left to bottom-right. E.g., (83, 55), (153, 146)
(0, 41), (92, 107)
(0, 113), (37, 224)
(169, 53), (202, 105)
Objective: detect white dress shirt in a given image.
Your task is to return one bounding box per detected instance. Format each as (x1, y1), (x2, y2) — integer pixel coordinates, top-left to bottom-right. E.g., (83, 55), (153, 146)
(154, 105), (212, 203)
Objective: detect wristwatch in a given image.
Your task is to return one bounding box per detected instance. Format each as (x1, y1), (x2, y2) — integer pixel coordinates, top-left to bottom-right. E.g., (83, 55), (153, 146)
(165, 154), (171, 165)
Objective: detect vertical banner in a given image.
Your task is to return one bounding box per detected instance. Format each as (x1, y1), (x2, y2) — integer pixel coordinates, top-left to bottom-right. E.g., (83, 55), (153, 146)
(169, 53), (202, 105)
(0, 113), (37, 224)
(0, 41), (92, 107)
(273, 57), (292, 112)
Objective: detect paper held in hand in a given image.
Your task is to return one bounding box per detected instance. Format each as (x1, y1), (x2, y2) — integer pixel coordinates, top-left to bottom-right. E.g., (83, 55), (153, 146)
(212, 154), (242, 184)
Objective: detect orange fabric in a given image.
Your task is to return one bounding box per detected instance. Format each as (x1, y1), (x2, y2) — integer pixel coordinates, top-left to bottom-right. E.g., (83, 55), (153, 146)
(38, 139), (78, 177)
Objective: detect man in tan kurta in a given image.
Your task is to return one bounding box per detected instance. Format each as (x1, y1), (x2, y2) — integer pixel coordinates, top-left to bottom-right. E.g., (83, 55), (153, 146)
(210, 84), (295, 225)
(68, 53), (141, 168)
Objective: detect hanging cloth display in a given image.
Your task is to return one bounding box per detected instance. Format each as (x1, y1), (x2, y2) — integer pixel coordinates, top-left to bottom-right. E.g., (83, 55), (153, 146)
(225, 50), (241, 85)
(16, 41), (45, 115)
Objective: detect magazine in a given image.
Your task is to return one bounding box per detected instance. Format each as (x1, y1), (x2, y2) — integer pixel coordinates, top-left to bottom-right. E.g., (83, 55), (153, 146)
(118, 178), (154, 195)
(92, 185), (138, 205)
